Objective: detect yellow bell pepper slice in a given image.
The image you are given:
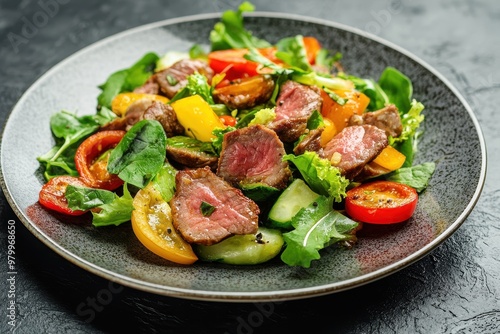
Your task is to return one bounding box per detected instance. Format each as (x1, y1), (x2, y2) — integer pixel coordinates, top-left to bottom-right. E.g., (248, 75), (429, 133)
(170, 95), (226, 142)
(111, 92), (169, 116)
(372, 145), (406, 171)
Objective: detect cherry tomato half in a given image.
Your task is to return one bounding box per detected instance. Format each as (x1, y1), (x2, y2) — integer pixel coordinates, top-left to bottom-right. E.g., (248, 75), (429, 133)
(74, 130), (126, 191)
(39, 175), (88, 216)
(345, 181), (418, 224)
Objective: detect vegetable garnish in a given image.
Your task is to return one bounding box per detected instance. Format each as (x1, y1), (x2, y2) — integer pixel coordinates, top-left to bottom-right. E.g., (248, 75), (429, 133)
(345, 181), (418, 224)
(36, 2), (435, 268)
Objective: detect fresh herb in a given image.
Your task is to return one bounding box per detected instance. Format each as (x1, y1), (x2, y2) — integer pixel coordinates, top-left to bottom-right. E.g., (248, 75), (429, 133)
(275, 35), (312, 71)
(97, 52), (159, 109)
(107, 120), (167, 188)
(200, 201), (216, 217)
(323, 87), (347, 106)
(281, 196), (358, 268)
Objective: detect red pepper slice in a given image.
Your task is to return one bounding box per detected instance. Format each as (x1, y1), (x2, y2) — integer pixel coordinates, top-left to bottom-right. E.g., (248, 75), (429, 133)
(39, 175), (88, 216)
(74, 130), (125, 191)
(345, 181), (418, 224)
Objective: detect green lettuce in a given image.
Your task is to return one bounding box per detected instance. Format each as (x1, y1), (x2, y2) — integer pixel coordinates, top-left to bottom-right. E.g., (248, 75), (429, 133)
(283, 151), (349, 202)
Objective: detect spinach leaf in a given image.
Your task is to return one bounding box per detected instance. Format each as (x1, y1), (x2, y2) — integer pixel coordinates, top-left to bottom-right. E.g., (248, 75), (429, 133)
(283, 152), (349, 202)
(209, 1), (271, 51)
(378, 66), (413, 113)
(92, 184), (134, 227)
(65, 185), (116, 211)
(385, 162), (436, 192)
(107, 120), (167, 188)
(97, 52), (159, 109)
(281, 196), (358, 268)
(37, 111), (100, 180)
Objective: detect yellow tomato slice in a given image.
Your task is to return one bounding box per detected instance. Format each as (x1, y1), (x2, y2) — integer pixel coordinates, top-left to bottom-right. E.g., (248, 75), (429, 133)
(131, 183), (197, 265)
(320, 89), (370, 133)
(111, 92), (169, 116)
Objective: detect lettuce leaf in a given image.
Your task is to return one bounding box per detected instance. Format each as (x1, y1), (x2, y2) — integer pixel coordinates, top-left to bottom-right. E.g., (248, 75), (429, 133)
(283, 152), (349, 202)
(281, 196), (358, 268)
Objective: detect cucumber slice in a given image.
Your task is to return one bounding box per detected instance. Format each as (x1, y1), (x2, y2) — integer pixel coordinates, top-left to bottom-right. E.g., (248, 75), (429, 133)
(195, 227), (284, 265)
(267, 179), (320, 229)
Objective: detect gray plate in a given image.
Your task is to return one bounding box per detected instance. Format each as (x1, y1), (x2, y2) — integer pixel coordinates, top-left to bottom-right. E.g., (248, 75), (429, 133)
(0, 13), (486, 302)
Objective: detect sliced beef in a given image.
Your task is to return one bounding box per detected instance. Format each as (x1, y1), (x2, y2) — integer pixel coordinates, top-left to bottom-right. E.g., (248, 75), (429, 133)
(141, 101), (184, 137)
(353, 161), (391, 182)
(166, 137), (218, 170)
(213, 75), (274, 110)
(348, 104), (402, 138)
(154, 59), (214, 99)
(268, 80), (323, 142)
(321, 125), (388, 179)
(100, 99), (153, 132)
(217, 125), (291, 190)
(133, 76), (161, 95)
(170, 167), (259, 246)
(293, 128), (323, 156)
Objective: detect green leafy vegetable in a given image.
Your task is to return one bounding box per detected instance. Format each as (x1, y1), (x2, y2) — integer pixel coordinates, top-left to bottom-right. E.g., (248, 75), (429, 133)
(283, 152), (349, 202)
(378, 66), (413, 113)
(92, 184), (134, 227)
(385, 162), (436, 192)
(107, 120), (167, 188)
(275, 35), (312, 71)
(97, 52), (159, 109)
(281, 196), (358, 268)
(209, 1), (271, 51)
(37, 111), (100, 180)
(151, 162), (178, 202)
(248, 107), (276, 126)
(169, 73), (214, 104)
(65, 185), (116, 210)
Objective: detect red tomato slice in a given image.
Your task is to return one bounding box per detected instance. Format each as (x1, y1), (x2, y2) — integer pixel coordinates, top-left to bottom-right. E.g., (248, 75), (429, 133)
(345, 181), (418, 224)
(74, 130), (125, 191)
(39, 175), (88, 216)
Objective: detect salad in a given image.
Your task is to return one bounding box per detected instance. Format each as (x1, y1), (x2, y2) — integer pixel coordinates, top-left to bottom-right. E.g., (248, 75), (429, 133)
(36, 2), (435, 268)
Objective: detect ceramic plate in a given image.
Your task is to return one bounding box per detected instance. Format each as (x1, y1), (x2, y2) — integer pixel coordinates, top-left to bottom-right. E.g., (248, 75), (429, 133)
(0, 13), (486, 302)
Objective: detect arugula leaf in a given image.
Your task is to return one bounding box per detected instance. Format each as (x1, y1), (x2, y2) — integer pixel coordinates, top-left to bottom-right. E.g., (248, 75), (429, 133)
(283, 152), (349, 202)
(210, 1), (271, 51)
(275, 35), (312, 71)
(200, 201), (216, 217)
(65, 185), (116, 211)
(107, 120), (167, 188)
(37, 111), (100, 180)
(385, 162), (436, 192)
(97, 52), (159, 109)
(281, 196), (358, 268)
(92, 184), (134, 227)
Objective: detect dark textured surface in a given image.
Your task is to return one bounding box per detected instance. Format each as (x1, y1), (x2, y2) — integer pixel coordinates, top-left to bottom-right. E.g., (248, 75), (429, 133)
(0, 0), (498, 333)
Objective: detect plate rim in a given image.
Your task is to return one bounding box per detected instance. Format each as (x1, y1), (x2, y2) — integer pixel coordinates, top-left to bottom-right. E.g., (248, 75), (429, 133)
(0, 11), (487, 302)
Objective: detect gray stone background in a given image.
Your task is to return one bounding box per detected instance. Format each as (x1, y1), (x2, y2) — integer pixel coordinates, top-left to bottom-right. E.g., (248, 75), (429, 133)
(0, 0), (498, 333)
